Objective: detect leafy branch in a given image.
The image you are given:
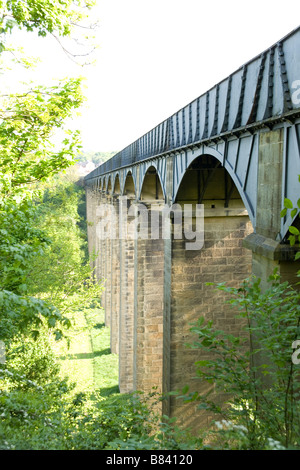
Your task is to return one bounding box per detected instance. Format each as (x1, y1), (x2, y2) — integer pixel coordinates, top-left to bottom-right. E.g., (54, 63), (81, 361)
(280, 174), (300, 257)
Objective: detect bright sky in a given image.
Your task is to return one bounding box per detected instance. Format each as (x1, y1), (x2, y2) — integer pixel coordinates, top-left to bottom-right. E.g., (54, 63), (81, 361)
(6, 0), (300, 153)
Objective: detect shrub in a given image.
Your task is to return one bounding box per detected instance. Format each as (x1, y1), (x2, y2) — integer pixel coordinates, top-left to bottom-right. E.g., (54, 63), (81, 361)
(182, 271), (300, 449)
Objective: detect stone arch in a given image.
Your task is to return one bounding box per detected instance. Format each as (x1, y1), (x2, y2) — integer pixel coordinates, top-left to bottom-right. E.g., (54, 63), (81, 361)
(139, 165), (164, 201)
(123, 170), (136, 198)
(100, 177), (105, 191)
(173, 147), (255, 227)
(113, 173), (121, 195)
(175, 153), (250, 219)
(106, 175), (112, 194)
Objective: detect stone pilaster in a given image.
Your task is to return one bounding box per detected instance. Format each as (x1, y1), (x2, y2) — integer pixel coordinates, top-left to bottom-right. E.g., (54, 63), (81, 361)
(243, 128), (299, 288)
(170, 208), (252, 429)
(134, 202), (170, 413)
(119, 197), (136, 393)
(110, 196), (120, 354)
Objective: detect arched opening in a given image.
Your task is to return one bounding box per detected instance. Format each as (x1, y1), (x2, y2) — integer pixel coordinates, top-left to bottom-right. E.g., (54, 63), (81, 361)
(170, 153), (253, 430)
(113, 174), (121, 195)
(123, 171), (136, 198)
(101, 178), (106, 193)
(106, 176), (112, 195)
(140, 166), (164, 201)
(175, 154), (244, 210)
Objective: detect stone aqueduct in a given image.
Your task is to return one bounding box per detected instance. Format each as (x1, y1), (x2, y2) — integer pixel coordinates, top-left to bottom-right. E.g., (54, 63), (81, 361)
(85, 27), (300, 429)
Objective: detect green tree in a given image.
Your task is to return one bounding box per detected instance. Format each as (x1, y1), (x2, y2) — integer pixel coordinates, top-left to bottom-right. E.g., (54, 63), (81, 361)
(76, 150), (117, 166)
(181, 274), (300, 449)
(0, 0), (96, 50)
(0, 0), (100, 452)
(0, 0), (95, 342)
(26, 175), (101, 322)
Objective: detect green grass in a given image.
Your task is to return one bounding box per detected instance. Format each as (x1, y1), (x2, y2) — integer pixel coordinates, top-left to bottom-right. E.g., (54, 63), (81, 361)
(54, 306), (119, 397)
(88, 308), (119, 395)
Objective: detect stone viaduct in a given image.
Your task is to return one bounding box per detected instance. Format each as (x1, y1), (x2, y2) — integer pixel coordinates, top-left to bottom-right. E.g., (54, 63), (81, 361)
(85, 27), (300, 429)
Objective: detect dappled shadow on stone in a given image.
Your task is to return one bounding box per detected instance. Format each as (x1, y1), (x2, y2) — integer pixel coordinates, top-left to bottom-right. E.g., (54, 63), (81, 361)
(59, 348), (111, 360)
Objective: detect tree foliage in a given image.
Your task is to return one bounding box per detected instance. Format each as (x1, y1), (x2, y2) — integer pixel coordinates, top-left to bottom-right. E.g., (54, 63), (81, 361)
(281, 174), (300, 258)
(0, 0), (96, 52)
(26, 176), (101, 320)
(0, 81), (84, 198)
(180, 273), (300, 449)
(0, 0), (99, 365)
(76, 150), (117, 166)
(0, 0), (96, 344)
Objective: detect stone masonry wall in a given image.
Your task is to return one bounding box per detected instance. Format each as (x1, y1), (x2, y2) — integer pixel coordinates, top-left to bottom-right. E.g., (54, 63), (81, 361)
(170, 214), (253, 429)
(87, 187), (253, 429)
